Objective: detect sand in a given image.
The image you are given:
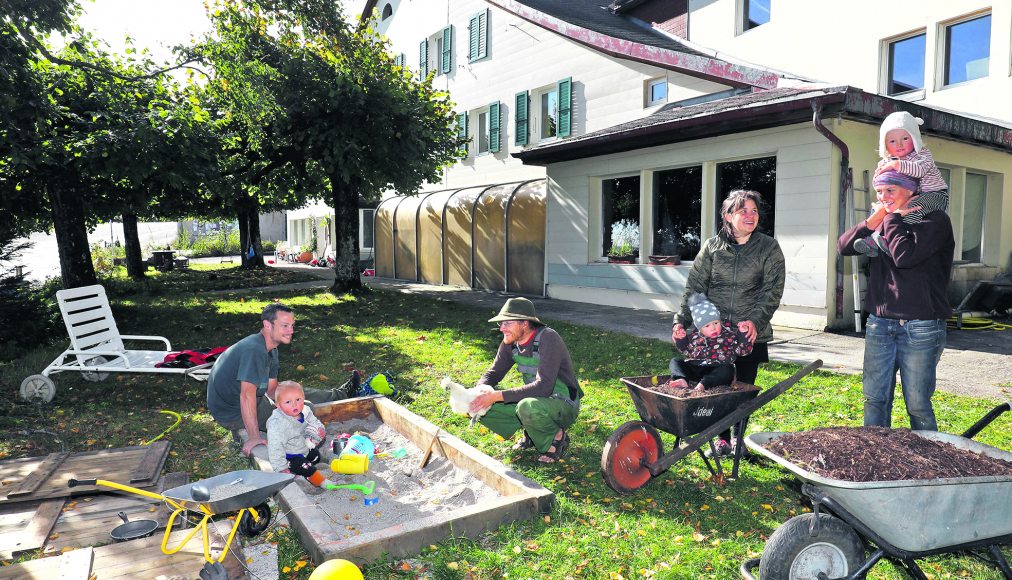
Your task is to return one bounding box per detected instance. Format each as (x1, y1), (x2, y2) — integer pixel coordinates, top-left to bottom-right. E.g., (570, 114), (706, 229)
(300, 416), (500, 540)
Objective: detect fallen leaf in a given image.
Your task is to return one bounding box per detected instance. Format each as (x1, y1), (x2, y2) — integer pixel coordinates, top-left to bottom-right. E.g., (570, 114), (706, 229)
(296, 365), (305, 371)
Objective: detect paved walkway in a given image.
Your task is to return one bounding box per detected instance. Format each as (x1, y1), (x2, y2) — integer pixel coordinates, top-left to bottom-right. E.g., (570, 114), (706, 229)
(244, 261), (1012, 401)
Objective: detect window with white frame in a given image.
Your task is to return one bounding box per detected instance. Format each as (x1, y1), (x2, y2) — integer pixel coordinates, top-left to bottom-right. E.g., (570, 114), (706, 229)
(961, 172), (986, 262)
(653, 166), (702, 260)
(419, 26), (453, 78)
(645, 77), (668, 107)
(601, 176), (641, 258)
(468, 8), (489, 62)
(517, 79), (571, 146)
(476, 108), (490, 155)
(943, 13), (990, 86)
(360, 209), (375, 252)
(715, 156), (777, 236)
(885, 32), (925, 95)
(537, 86), (559, 141)
(471, 102), (500, 155)
(739, 0), (770, 33)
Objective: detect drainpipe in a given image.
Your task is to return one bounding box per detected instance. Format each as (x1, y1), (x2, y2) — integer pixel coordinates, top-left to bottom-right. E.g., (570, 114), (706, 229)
(811, 101), (853, 328)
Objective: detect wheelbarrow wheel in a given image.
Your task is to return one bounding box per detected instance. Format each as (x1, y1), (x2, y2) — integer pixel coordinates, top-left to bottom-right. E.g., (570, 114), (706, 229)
(238, 502), (272, 537)
(81, 356), (110, 382)
(601, 421), (663, 494)
(759, 513), (866, 580)
(20, 374), (56, 403)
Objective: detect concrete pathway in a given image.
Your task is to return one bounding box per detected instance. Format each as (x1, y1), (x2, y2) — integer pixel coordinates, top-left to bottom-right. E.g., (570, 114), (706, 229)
(237, 262), (1012, 401)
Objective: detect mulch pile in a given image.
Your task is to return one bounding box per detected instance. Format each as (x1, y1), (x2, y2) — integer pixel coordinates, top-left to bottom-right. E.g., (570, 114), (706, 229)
(764, 426), (1012, 482)
(644, 381), (744, 399)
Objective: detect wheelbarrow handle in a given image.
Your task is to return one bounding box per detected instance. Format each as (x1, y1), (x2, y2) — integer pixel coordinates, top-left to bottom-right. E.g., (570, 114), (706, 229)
(68, 478), (97, 487)
(961, 401), (1012, 440)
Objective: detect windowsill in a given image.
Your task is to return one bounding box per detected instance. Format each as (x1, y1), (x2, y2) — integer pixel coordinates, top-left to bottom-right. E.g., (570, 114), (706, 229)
(644, 100), (667, 109)
(888, 89), (925, 102)
(938, 77), (987, 91)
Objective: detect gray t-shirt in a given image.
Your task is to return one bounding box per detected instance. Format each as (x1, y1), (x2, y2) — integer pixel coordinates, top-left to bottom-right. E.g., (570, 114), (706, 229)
(206, 332), (279, 424)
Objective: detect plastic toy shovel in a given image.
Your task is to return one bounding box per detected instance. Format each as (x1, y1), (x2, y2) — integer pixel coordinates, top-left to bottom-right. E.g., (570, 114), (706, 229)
(324, 480), (376, 494)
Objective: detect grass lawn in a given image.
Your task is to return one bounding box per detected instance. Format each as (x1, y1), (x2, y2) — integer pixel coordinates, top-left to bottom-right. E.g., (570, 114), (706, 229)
(1, 266), (1010, 579)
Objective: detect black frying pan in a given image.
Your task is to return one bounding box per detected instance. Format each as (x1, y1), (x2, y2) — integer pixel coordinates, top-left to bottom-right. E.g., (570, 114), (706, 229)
(110, 511), (158, 541)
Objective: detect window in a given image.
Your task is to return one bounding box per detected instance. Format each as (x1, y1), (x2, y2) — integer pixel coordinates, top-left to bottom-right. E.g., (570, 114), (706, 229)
(962, 172), (986, 262)
(532, 78), (572, 142)
(420, 26), (453, 77)
(381, 4), (392, 20)
(601, 176), (641, 257)
(645, 77), (667, 107)
(477, 110), (489, 155)
(393, 53), (405, 67)
(468, 8), (489, 62)
(741, 0), (770, 32)
(539, 87), (558, 140)
(944, 13), (990, 86)
(361, 209), (375, 251)
(653, 166), (702, 260)
(886, 32), (925, 95)
(715, 156), (776, 236)
(418, 39), (428, 78)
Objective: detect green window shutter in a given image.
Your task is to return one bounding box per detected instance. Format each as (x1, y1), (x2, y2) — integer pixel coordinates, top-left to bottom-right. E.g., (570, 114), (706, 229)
(478, 9), (488, 60)
(557, 77), (572, 137)
(419, 40), (428, 78)
(394, 53), (404, 67)
(489, 101), (501, 153)
(441, 25), (453, 74)
(468, 14), (479, 62)
(514, 91), (528, 146)
(457, 112), (468, 154)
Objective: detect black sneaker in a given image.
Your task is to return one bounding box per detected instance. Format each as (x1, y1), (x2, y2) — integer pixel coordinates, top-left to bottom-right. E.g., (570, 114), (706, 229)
(853, 238), (879, 257)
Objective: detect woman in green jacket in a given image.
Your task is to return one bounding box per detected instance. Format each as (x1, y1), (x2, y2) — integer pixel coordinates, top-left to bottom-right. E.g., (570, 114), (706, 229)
(672, 189), (786, 456)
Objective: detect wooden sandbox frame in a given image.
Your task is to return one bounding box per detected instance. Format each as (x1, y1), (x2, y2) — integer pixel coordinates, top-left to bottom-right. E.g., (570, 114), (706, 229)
(249, 396), (555, 564)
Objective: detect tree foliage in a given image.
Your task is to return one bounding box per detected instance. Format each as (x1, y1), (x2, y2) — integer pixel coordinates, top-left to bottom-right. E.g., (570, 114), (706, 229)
(196, 0), (465, 290)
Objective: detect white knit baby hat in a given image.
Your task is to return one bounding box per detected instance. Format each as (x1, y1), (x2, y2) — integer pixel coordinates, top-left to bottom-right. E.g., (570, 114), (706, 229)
(879, 111), (924, 157)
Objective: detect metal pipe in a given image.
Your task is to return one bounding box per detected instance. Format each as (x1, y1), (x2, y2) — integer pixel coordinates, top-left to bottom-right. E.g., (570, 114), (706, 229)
(812, 101), (852, 326)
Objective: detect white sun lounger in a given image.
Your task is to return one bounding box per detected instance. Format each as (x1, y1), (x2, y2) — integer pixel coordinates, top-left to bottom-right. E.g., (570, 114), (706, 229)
(19, 284), (212, 403)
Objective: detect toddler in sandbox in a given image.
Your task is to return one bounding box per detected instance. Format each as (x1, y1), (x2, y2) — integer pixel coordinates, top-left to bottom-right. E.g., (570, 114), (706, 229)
(669, 293), (754, 392)
(266, 381), (335, 489)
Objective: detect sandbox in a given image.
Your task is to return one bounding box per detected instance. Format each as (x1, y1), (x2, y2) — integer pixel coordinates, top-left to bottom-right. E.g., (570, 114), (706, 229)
(249, 396), (554, 564)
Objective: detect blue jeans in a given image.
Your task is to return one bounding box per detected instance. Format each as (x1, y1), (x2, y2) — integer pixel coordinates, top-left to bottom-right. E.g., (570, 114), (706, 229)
(862, 315), (946, 431)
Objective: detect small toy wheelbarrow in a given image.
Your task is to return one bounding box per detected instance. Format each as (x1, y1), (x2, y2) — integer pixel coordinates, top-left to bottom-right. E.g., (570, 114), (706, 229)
(69, 470), (293, 563)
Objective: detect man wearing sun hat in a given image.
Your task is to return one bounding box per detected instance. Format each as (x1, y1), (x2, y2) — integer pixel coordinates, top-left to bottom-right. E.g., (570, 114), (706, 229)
(469, 297), (583, 464)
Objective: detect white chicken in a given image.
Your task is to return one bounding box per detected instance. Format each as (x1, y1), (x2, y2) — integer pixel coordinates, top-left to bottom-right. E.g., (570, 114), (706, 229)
(442, 377), (494, 426)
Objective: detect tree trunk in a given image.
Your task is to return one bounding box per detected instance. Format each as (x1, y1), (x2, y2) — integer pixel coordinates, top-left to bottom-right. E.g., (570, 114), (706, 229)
(237, 204), (250, 267)
(50, 184), (97, 289)
(122, 213), (146, 280)
(329, 178), (362, 294)
(237, 195), (264, 269)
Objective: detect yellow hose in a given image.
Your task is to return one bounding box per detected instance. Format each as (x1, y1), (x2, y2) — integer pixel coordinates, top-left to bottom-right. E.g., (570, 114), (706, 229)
(946, 316), (1012, 331)
(144, 410), (182, 445)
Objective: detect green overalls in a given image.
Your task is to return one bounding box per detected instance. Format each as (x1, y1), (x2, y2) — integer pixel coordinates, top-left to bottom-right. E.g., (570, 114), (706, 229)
(477, 328), (582, 452)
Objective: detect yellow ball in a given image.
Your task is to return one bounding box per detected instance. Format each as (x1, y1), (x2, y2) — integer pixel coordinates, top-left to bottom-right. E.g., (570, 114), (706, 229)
(308, 559), (363, 580)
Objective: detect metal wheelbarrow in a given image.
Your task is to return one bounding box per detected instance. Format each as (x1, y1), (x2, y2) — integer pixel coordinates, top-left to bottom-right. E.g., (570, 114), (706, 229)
(741, 402), (1012, 580)
(69, 469), (293, 563)
(601, 360), (822, 493)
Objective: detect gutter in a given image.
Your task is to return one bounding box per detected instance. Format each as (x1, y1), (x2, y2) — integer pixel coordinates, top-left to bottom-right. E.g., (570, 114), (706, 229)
(811, 100), (851, 326)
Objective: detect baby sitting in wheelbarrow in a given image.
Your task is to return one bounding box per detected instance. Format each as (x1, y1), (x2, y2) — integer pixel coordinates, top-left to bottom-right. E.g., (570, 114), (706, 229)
(670, 293), (754, 392)
(266, 381), (339, 489)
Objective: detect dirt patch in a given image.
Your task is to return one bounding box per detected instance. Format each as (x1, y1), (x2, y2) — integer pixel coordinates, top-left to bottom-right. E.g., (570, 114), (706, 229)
(299, 417), (500, 541)
(764, 427), (1012, 482)
(643, 380), (746, 399)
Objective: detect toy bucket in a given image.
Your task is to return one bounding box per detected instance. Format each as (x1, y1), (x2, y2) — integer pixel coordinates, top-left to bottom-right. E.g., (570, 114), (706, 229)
(331, 454), (369, 474)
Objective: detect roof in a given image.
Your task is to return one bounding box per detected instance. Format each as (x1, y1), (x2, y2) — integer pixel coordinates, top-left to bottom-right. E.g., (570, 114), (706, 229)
(515, 84), (1012, 165)
(362, 0), (779, 89)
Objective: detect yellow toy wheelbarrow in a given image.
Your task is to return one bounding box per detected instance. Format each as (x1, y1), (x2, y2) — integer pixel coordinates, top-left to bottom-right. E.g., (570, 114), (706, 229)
(69, 470), (293, 563)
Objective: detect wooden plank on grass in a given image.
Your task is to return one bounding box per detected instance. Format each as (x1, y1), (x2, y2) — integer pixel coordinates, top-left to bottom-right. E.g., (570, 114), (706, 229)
(0, 498), (65, 558)
(0, 546), (93, 580)
(129, 441), (171, 483)
(6, 452), (70, 498)
(91, 525), (245, 580)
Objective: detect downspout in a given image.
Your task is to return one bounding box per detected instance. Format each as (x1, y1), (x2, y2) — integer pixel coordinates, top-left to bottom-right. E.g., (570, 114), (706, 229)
(812, 101), (853, 328)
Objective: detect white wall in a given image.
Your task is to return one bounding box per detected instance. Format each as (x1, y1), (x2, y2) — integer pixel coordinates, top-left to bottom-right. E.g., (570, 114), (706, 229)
(687, 0), (1012, 124)
(545, 122), (835, 330)
(373, 0), (731, 190)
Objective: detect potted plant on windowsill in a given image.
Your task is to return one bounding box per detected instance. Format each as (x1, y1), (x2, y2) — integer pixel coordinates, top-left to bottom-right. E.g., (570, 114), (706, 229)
(607, 219), (640, 264)
(649, 228), (681, 266)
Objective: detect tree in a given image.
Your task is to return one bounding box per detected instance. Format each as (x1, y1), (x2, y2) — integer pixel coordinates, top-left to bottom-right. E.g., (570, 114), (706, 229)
(196, 0), (464, 290)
